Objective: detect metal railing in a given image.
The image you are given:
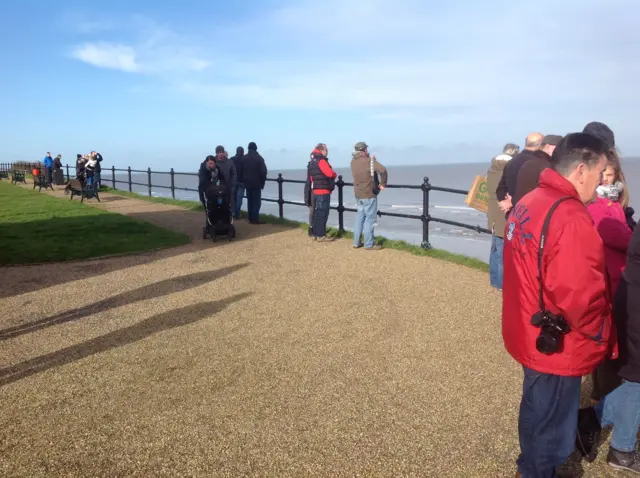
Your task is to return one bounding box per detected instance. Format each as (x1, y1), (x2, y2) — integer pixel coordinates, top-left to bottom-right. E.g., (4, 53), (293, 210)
(0, 162), (491, 248)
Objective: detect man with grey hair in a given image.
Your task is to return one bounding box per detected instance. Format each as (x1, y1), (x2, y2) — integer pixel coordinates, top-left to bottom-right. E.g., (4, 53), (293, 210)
(496, 132), (544, 214)
(486, 143), (520, 290)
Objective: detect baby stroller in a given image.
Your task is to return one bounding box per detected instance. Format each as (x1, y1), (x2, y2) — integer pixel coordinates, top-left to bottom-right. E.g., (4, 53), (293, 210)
(203, 181), (236, 242)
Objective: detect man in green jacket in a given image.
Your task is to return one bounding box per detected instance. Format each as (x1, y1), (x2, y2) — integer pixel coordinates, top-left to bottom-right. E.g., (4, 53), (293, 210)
(486, 143), (520, 290)
(350, 142), (387, 250)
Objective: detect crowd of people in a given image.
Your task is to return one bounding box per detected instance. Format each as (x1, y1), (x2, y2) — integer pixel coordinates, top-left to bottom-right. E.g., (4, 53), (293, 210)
(197, 141), (388, 248)
(38, 151), (104, 189)
(485, 122), (640, 476)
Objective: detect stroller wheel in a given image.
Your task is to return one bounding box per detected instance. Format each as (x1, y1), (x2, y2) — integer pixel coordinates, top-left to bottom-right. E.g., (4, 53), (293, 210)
(229, 225), (236, 240)
(212, 233), (217, 242)
(202, 226), (207, 239)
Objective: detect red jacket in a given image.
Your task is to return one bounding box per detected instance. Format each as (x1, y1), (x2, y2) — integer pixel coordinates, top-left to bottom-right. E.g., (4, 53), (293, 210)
(502, 168), (616, 377)
(587, 196), (631, 295)
(310, 157), (337, 195)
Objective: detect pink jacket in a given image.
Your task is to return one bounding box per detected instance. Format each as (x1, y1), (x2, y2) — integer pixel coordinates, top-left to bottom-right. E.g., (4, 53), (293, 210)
(587, 196), (632, 295)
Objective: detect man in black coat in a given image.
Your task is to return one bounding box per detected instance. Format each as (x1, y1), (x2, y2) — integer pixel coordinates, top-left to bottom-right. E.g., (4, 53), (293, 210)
(495, 132), (543, 214)
(230, 146), (245, 219)
(577, 225), (640, 473)
(242, 142), (267, 224)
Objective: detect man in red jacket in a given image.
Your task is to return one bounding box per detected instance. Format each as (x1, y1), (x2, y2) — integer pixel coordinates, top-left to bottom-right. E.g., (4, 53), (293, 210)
(502, 132), (615, 477)
(307, 143), (337, 242)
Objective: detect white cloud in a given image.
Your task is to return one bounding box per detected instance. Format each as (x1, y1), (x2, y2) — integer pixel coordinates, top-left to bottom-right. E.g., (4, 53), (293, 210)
(66, 0), (640, 118)
(68, 17), (210, 74)
(72, 42), (138, 72)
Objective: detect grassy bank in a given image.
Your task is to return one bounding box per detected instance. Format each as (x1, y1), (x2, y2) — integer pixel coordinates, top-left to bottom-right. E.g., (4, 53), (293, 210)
(0, 183), (190, 265)
(103, 187), (489, 272)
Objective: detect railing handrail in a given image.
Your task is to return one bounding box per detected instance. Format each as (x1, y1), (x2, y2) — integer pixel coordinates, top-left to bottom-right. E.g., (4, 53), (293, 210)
(0, 162), (491, 247)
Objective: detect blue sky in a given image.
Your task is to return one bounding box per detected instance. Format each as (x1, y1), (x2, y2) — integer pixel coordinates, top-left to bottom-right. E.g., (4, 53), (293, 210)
(1, 0), (639, 170)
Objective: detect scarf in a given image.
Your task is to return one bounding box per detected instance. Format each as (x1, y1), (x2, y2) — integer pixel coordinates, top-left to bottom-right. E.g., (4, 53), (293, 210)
(596, 181), (624, 202)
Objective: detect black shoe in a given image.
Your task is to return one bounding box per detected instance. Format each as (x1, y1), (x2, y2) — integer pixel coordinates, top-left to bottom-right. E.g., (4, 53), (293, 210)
(607, 447), (640, 474)
(575, 407), (601, 462)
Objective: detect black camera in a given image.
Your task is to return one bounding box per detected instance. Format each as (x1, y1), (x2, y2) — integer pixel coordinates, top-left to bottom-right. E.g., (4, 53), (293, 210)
(531, 310), (570, 355)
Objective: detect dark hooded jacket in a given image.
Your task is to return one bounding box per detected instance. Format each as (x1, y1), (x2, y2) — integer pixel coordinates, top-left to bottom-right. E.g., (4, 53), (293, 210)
(242, 148), (267, 190)
(230, 147), (245, 183)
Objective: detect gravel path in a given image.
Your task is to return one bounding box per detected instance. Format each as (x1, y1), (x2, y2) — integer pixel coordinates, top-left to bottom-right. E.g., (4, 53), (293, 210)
(0, 184), (617, 477)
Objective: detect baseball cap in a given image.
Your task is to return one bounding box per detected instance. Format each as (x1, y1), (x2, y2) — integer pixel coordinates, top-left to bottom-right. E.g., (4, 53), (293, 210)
(583, 122), (615, 149)
(215, 145), (225, 154)
(354, 141), (368, 151)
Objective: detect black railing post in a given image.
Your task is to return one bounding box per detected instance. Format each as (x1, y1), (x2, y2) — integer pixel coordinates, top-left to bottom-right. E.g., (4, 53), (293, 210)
(147, 167), (152, 197)
(170, 168), (175, 199)
(111, 166), (116, 189)
(421, 177), (432, 249)
(127, 167), (132, 192)
(277, 173), (284, 218)
(337, 175), (345, 234)
(66, 164), (70, 181)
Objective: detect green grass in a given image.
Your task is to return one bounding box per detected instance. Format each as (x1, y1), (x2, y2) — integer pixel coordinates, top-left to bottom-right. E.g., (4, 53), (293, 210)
(103, 187), (489, 272)
(0, 182), (191, 265)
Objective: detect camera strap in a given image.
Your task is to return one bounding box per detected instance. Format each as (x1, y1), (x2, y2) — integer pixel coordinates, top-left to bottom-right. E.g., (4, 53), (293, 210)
(537, 196), (583, 311)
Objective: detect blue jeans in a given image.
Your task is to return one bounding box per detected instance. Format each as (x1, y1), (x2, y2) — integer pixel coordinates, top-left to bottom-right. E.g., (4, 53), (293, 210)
(246, 188), (262, 223)
(312, 194), (331, 237)
(233, 183), (245, 218)
(517, 367), (581, 477)
(489, 235), (504, 289)
(353, 198), (378, 248)
(595, 380), (640, 452)
(45, 167), (53, 184)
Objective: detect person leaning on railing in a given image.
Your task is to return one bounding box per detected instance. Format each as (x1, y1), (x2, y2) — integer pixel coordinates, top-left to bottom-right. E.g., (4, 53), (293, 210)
(350, 141), (387, 250)
(306, 143), (337, 242)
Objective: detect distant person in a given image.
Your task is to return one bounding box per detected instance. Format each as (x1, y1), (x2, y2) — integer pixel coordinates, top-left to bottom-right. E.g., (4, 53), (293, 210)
(84, 155), (98, 188)
(52, 154), (65, 185)
(42, 152), (53, 184)
(513, 134), (562, 205)
(496, 132), (544, 214)
(486, 143), (520, 291)
(306, 143), (337, 242)
(75, 154), (85, 180)
(350, 141), (387, 250)
(502, 133), (614, 478)
(242, 142), (267, 224)
(230, 146), (245, 219)
(214, 145), (237, 210)
(91, 151), (103, 189)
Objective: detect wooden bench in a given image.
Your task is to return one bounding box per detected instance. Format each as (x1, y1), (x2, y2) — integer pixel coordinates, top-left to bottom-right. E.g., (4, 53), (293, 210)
(65, 179), (101, 203)
(33, 173), (54, 192)
(11, 171), (26, 184)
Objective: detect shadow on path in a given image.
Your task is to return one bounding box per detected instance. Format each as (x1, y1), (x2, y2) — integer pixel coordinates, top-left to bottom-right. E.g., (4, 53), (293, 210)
(0, 263), (249, 341)
(0, 292), (252, 387)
